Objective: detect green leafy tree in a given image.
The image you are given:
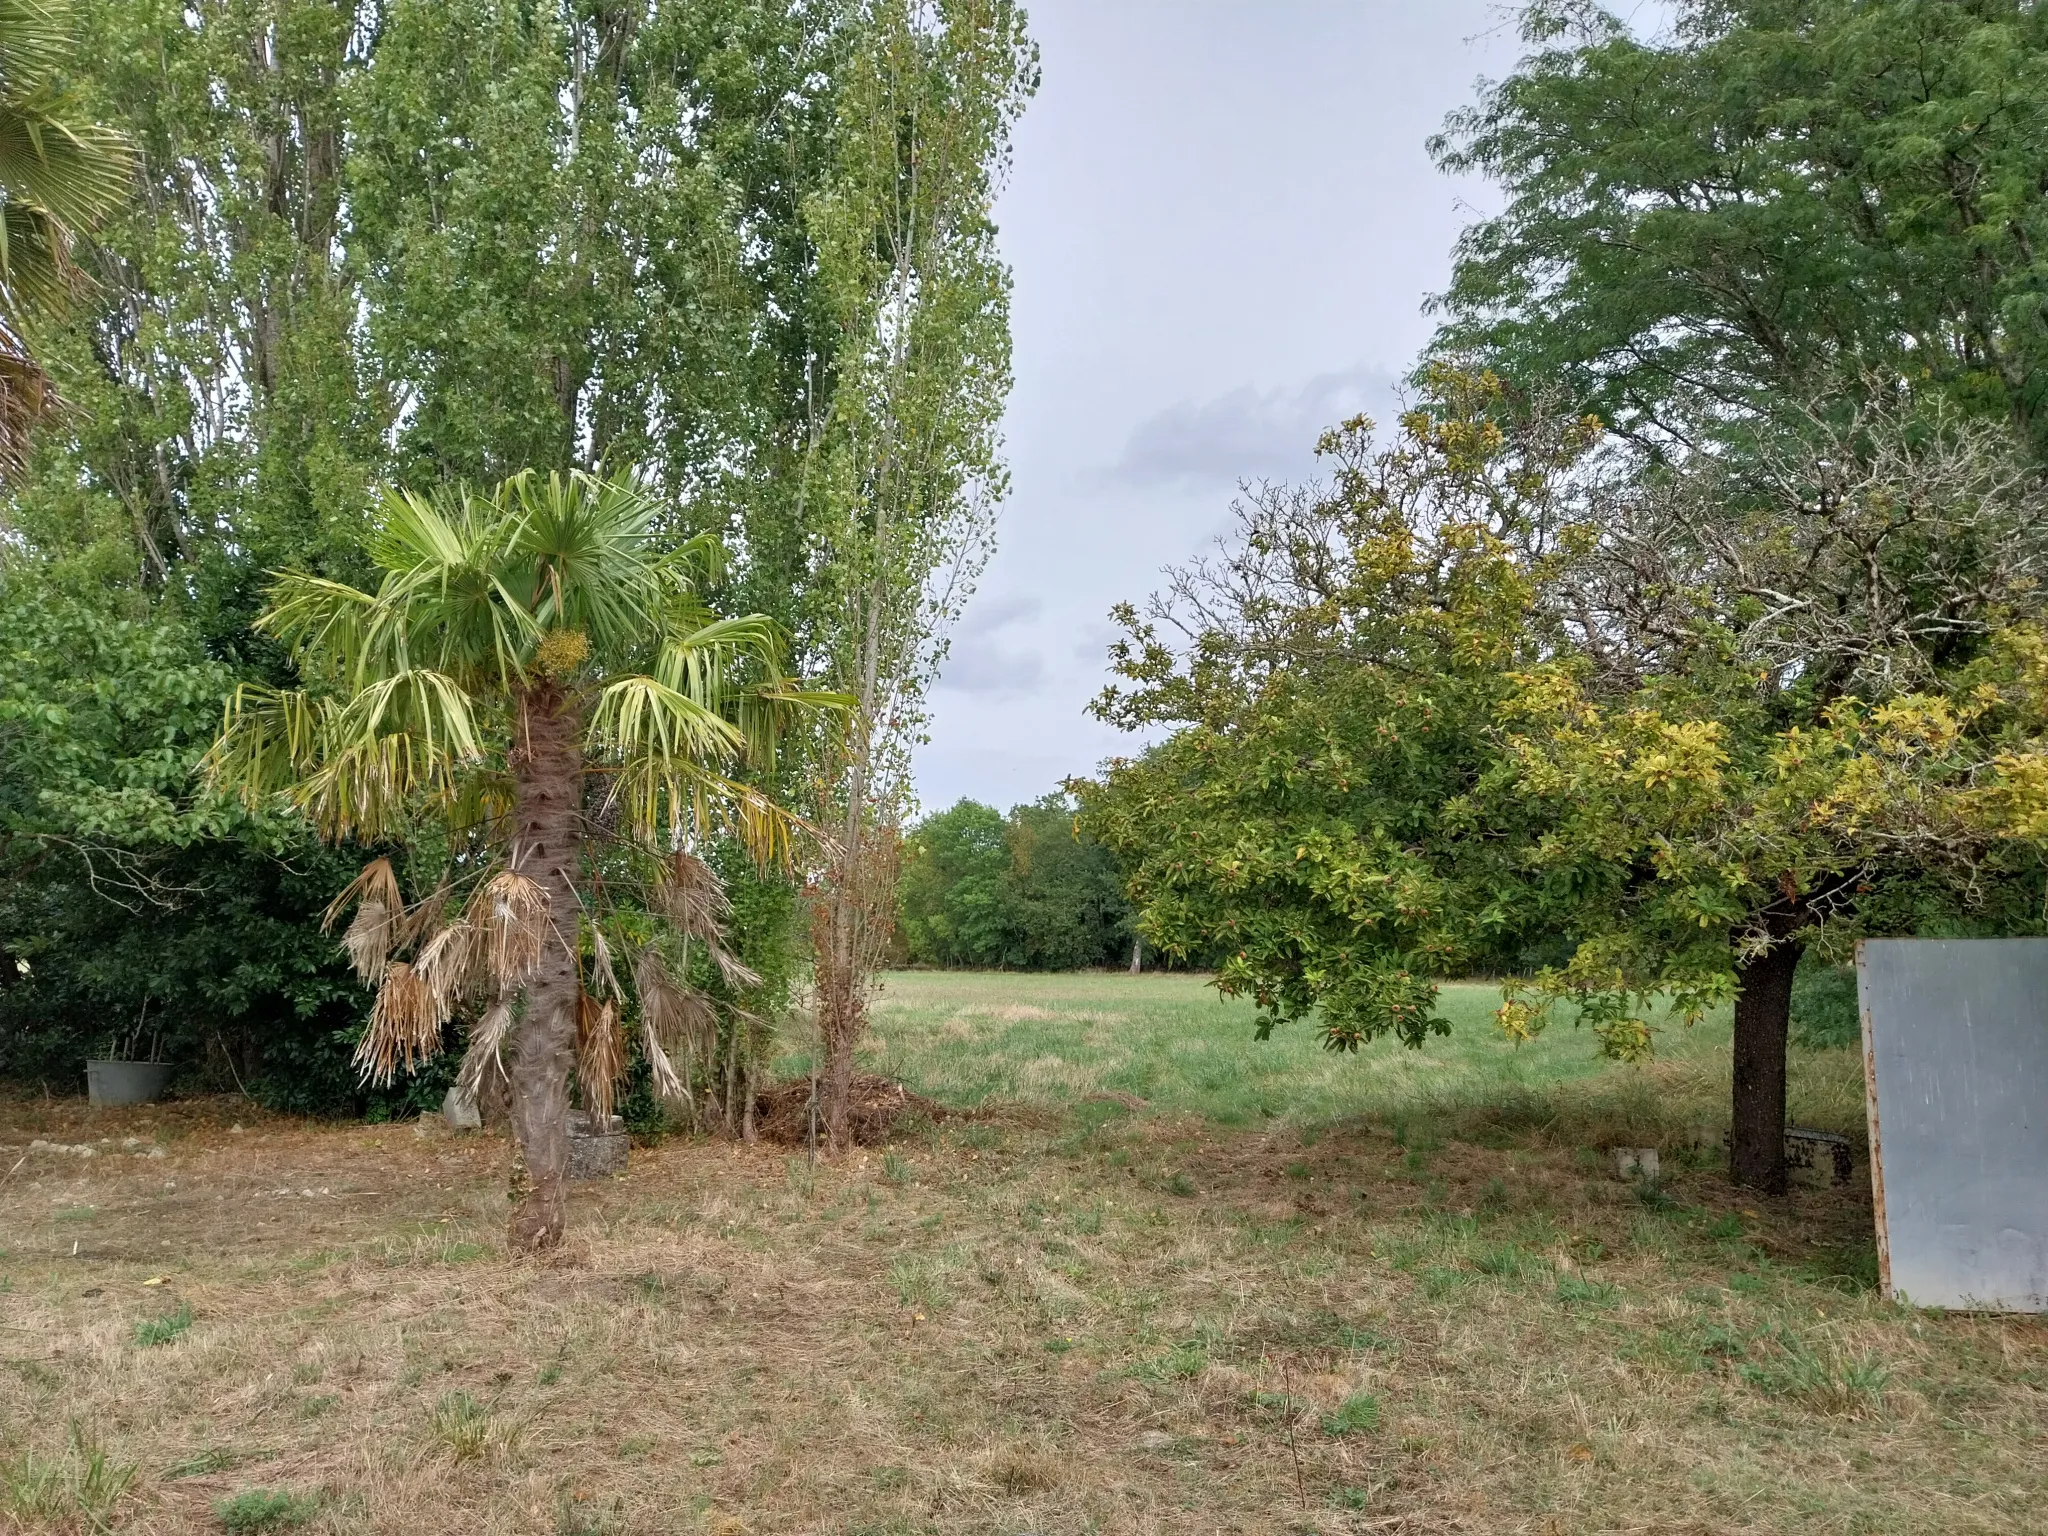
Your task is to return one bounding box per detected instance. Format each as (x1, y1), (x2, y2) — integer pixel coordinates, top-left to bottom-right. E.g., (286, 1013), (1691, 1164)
(1431, 0), (2048, 449)
(1000, 795), (1133, 971)
(897, 795), (1134, 970)
(2, 1), (880, 1113)
(1482, 394), (2048, 1188)
(1084, 375), (2048, 1192)
(206, 469), (835, 1251)
(1081, 376), (1591, 1047)
(897, 799), (1010, 966)
(800, 0), (1036, 1145)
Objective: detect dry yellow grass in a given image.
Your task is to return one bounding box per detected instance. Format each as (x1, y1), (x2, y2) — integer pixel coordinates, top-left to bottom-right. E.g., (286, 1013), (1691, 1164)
(1, 1048), (2043, 1534)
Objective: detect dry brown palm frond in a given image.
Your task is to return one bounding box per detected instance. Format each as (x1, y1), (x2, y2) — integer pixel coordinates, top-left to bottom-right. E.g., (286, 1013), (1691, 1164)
(709, 944), (763, 991)
(400, 882), (455, 946)
(414, 920), (484, 1014)
(576, 992), (626, 1121)
(467, 870), (549, 984)
(323, 857), (403, 931)
(654, 850), (731, 943)
(325, 858), (404, 987)
(652, 850), (760, 991)
(0, 348), (49, 484)
(634, 946), (718, 1062)
(640, 1021), (686, 1103)
(456, 998), (514, 1097)
(589, 923), (623, 1000)
(340, 902), (396, 988)
(355, 961), (444, 1086)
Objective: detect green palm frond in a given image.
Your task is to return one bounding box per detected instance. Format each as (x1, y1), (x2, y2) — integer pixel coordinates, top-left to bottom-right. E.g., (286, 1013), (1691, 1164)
(292, 725), (468, 843)
(330, 669), (483, 763)
(0, 0), (136, 295)
(216, 467), (835, 860)
(205, 674), (484, 842)
(0, 93), (133, 232)
(588, 675), (748, 768)
(0, 0), (71, 87)
(0, 1), (135, 477)
(602, 754), (812, 869)
(260, 573), (379, 683)
(505, 470), (685, 655)
(201, 683), (330, 807)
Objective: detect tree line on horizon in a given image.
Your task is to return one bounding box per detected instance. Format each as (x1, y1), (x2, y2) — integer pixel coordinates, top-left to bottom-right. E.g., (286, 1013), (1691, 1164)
(893, 795), (1139, 972)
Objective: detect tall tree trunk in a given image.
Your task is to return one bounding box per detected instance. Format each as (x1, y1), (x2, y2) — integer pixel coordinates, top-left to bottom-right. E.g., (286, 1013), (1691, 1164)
(1730, 937), (1801, 1195)
(507, 682), (584, 1253)
(824, 959), (858, 1148)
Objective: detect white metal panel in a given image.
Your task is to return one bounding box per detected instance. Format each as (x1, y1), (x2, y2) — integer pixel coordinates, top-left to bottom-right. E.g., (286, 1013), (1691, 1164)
(1858, 938), (2048, 1312)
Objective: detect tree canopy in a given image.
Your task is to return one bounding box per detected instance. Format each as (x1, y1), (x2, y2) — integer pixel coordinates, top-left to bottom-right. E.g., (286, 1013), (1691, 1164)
(1431, 0), (2048, 450)
(0, 0), (133, 471)
(0, 0), (1030, 1124)
(1082, 370), (2048, 1189)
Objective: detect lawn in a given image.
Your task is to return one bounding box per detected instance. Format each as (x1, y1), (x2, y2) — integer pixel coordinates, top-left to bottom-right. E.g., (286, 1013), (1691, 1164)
(828, 971), (1867, 1137)
(1, 971), (2040, 1535)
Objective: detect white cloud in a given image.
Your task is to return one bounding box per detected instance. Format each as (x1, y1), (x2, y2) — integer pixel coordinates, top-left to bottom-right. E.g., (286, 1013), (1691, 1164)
(1103, 364), (1404, 490)
(933, 593), (1047, 699)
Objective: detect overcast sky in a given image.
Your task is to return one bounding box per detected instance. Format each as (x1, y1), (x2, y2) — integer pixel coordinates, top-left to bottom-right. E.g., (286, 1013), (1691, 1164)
(910, 1), (1544, 813)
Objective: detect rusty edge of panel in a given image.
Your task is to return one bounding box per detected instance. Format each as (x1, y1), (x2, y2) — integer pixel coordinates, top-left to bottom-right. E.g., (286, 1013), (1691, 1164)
(1855, 940), (1893, 1300)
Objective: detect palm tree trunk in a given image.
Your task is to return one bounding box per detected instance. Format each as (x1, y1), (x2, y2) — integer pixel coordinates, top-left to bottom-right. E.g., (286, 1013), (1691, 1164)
(507, 682), (584, 1253)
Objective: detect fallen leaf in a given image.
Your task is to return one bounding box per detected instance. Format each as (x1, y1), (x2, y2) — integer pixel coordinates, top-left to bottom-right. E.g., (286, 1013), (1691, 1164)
(141, 1276), (168, 1287)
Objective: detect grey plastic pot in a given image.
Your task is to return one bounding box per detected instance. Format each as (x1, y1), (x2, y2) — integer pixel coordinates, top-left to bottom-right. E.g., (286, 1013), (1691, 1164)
(86, 1060), (175, 1107)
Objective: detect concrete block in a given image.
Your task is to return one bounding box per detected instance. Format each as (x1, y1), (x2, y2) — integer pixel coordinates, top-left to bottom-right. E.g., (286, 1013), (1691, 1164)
(566, 1111), (627, 1180)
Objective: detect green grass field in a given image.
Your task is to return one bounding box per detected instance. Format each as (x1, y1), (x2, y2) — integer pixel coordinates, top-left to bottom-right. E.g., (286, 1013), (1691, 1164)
(786, 969), (1868, 1146)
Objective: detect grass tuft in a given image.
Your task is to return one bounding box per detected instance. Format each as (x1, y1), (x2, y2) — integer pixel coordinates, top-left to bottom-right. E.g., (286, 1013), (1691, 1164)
(164, 1446), (238, 1480)
(1741, 1338), (1890, 1416)
(428, 1390), (494, 1461)
(216, 1487), (320, 1531)
(135, 1301), (193, 1347)
(1322, 1392), (1383, 1437)
(0, 1427), (135, 1534)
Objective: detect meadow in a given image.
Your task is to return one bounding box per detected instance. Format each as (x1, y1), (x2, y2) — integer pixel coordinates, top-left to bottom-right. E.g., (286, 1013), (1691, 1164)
(1, 972), (2039, 1535)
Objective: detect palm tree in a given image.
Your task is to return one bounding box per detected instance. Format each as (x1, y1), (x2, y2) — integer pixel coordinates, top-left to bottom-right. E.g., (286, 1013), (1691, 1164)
(206, 469), (837, 1252)
(0, 0), (136, 471)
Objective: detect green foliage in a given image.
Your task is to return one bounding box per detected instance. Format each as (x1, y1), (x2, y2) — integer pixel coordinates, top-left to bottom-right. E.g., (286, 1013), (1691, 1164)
(896, 794), (1131, 970)
(1001, 797), (1137, 970)
(897, 800), (1009, 965)
(1321, 1392), (1382, 1437)
(1790, 957), (1861, 1051)
(0, 1425), (136, 1534)
(215, 1488), (319, 1532)
(1432, 0), (2048, 450)
(1082, 364), (2048, 1160)
(203, 468), (824, 1130)
(1080, 372), (1594, 1049)
(0, 567), (384, 1109)
(0, 0), (912, 1111)
(0, 0), (135, 472)
(133, 1303), (192, 1347)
